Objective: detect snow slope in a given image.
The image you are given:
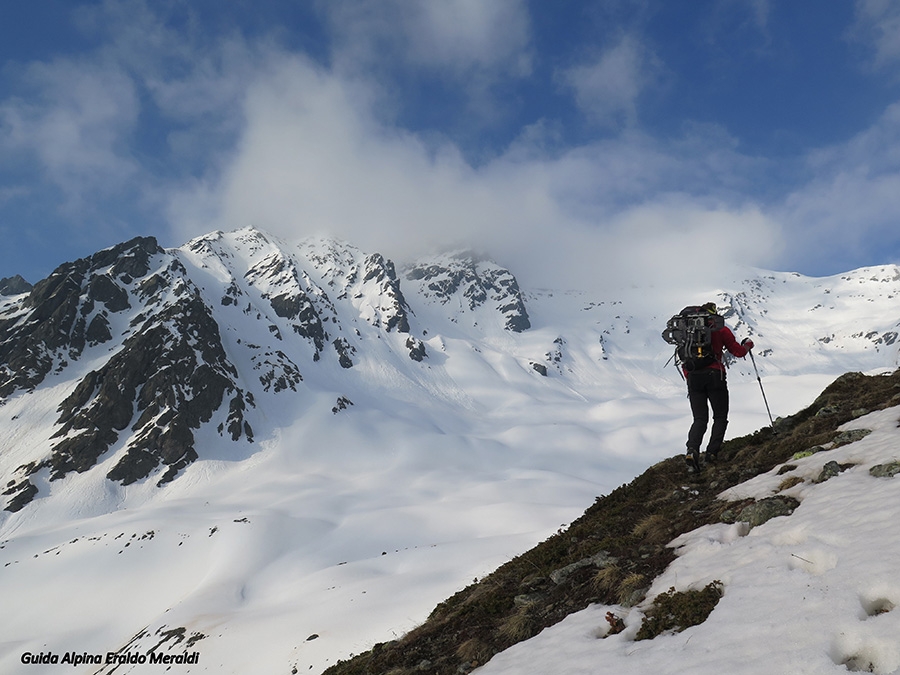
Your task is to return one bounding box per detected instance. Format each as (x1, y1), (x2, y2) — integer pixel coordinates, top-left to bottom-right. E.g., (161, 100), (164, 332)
(1, 228), (899, 674)
(477, 406), (900, 675)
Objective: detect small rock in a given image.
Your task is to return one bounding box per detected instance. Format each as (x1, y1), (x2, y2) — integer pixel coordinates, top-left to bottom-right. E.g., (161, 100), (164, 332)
(719, 509), (738, 524)
(870, 462), (900, 478)
(550, 551), (615, 585)
(792, 447), (823, 460)
(738, 496), (799, 528)
(531, 362), (548, 376)
(815, 461), (843, 484)
(815, 405), (840, 417)
(833, 429), (872, 447)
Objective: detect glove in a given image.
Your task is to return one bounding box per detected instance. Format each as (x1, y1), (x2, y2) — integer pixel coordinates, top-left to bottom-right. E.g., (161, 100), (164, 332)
(741, 338), (754, 350)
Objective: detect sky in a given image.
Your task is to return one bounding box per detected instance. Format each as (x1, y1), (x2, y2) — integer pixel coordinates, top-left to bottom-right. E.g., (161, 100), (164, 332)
(3, 0), (900, 291)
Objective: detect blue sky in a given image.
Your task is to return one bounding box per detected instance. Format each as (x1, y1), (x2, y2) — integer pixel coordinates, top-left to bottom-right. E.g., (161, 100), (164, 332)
(2, 1), (900, 290)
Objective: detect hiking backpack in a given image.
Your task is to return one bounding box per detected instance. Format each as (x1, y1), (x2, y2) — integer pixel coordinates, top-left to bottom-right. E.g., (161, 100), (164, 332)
(661, 306), (725, 371)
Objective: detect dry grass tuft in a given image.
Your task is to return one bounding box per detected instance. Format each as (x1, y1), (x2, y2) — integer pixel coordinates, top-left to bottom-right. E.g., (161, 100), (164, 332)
(618, 572), (647, 606)
(592, 564), (621, 595)
(456, 638), (493, 666)
(499, 606), (535, 643)
(632, 514), (671, 544)
(778, 475), (804, 492)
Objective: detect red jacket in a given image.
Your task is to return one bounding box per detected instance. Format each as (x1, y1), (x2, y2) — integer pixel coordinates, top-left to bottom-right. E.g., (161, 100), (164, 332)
(706, 326), (749, 372)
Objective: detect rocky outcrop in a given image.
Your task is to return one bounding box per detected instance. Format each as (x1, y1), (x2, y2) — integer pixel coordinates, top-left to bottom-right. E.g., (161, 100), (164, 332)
(0, 275), (33, 296)
(406, 336), (427, 362)
(361, 253), (411, 333)
(405, 253), (530, 332)
(245, 251), (329, 356)
(47, 282), (251, 487)
(1, 238), (256, 509)
(0, 237), (162, 398)
(302, 239), (412, 334)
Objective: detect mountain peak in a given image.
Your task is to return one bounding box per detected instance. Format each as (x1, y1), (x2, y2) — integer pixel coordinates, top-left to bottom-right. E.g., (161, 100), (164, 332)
(0, 274), (32, 296)
(0, 228), (534, 513)
(404, 252), (531, 333)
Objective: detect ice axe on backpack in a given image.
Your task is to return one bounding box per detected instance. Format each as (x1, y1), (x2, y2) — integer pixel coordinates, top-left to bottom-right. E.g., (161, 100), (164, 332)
(746, 343), (775, 431)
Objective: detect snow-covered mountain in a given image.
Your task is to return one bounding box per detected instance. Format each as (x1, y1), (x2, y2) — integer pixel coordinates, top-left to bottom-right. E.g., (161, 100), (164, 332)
(1, 227), (899, 674)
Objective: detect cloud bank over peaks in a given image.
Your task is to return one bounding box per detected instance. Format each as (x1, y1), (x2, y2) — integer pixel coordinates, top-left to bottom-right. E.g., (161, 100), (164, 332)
(166, 51), (782, 294)
(10, 0), (900, 289)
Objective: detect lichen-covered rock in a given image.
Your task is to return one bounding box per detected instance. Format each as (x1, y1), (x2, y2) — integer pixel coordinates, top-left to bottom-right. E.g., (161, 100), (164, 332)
(549, 551), (615, 585)
(870, 462), (900, 478)
(833, 428), (872, 447)
(737, 496), (800, 527)
(815, 460), (844, 483)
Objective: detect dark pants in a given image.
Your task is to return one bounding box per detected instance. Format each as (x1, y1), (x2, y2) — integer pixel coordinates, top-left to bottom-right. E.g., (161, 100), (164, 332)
(687, 369), (729, 457)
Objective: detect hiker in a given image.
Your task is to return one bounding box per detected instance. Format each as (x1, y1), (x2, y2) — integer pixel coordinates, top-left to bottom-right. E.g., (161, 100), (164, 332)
(664, 302), (754, 472)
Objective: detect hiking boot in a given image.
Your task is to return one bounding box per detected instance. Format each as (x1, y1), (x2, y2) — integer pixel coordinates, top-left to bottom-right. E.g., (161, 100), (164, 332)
(684, 449), (702, 473)
(705, 451), (719, 464)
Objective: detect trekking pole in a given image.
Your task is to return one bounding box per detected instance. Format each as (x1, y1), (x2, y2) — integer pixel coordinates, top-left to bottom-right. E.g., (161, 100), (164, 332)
(664, 350), (685, 382)
(748, 348), (775, 430)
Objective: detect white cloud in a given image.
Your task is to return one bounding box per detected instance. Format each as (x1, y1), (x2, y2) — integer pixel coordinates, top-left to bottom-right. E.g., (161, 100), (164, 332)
(851, 0), (900, 69)
(0, 57), (140, 210)
(603, 198), (782, 285)
(558, 34), (658, 129)
(768, 101), (900, 272)
(402, 0), (531, 75)
(163, 52), (784, 293)
(0, 0), (265, 231)
(172, 55), (554, 258)
(0, 0), (791, 292)
(323, 0), (531, 77)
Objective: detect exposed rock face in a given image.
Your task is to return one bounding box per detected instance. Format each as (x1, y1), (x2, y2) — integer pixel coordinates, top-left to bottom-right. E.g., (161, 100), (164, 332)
(0, 275), (33, 296)
(50, 288), (251, 487)
(245, 250), (329, 356)
(0, 237), (162, 398)
(301, 239), (412, 334)
(0, 237), (252, 505)
(405, 252), (531, 333)
(361, 253), (411, 333)
(406, 336), (427, 362)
